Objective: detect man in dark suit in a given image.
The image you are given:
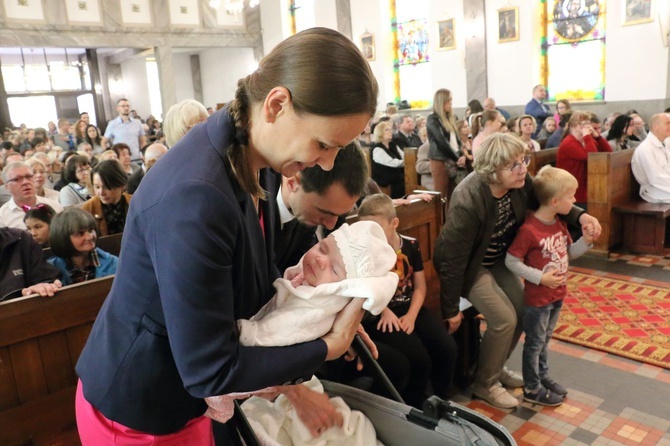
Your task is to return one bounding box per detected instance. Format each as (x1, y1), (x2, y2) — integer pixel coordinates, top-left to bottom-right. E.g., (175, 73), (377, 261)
(392, 116), (423, 149)
(273, 143), (368, 274)
(126, 143), (168, 194)
(524, 85), (552, 139)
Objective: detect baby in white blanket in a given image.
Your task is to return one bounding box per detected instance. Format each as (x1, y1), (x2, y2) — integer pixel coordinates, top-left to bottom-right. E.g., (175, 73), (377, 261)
(205, 221), (398, 442)
(238, 220), (399, 346)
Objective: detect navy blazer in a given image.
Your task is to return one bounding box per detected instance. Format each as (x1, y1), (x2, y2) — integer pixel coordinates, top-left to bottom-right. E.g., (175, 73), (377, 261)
(76, 108), (327, 435)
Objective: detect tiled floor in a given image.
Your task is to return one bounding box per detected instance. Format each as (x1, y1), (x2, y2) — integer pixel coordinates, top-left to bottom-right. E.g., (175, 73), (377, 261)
(449, 253), (670, 446)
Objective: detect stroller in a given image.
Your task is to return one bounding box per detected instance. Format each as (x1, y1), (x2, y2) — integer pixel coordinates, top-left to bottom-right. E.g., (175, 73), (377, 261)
(229, 335), (516, 445)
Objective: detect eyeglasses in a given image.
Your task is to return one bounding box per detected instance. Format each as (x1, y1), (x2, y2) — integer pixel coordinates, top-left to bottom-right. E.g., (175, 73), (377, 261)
(506, 155), (531, 174)
(76, 167), (91, 174)
(6, 174), (34, 184)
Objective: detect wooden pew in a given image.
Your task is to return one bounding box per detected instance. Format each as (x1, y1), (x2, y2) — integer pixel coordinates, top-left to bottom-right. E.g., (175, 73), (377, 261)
(527, 147), (557, 177)
(96, 233), (123, 256)
(0, 276), (113, 446)
(347, 195), (443, 312)
(587, 149), (637, 255)
(403, 147), (419, 194)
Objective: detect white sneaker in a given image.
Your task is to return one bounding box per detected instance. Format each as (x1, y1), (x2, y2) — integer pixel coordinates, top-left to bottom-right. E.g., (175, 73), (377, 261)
(473, 382), (519, 409)
(500, 366), (524, 388)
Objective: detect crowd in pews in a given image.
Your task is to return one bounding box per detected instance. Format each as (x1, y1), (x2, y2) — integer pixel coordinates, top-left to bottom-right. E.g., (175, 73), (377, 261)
(2, 36), (670, 442)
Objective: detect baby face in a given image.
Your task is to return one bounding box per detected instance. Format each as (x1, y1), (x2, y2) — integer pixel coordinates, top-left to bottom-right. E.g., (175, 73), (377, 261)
(302, 235), (347, 286)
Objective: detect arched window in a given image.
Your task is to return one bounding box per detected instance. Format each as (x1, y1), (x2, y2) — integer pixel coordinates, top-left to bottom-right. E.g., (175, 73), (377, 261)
(391, 0), (432, 107)
(542, 0), (606, 101)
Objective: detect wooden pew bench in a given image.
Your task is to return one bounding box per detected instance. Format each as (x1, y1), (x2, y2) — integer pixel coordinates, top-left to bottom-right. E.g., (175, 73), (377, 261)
(587, 149), (655, 256)
(0, 276), (113, 446)
(613, 197), (670, 255)
(528, 147), (557, 177)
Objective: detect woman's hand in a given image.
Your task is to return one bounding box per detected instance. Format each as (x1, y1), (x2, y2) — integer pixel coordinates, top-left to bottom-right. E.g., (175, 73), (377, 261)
(578, 213), (602, 240)
(342, 325), (377, 371)
(22, 280), (62, 297)
(282, 385), (343, 438)
(457, 156), (467, 168)
(321, 298), (365, 360)
(377, 307), (401, 333)
(444, 311), (463, 334)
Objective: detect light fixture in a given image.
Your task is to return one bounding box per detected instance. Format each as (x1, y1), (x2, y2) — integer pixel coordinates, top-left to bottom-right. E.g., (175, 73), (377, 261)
(209, 0), (259, 16)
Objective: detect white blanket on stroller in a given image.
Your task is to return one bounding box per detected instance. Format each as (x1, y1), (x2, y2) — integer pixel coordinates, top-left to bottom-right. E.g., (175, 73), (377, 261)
(241, 377), (384, 446)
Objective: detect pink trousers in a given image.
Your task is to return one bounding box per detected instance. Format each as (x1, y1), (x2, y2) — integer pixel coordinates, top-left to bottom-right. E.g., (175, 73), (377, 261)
(75, 380), (214, 445)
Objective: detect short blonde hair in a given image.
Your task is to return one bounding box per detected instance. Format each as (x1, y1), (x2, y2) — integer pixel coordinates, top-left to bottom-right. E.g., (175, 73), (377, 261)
(517, 114), (537, 136)
(533, 166), (578, 206)
(373, 121), (391, 143)
(473, 133), (527, 185)
(163, 99), (208, 147)
(357, 193), (396, 220)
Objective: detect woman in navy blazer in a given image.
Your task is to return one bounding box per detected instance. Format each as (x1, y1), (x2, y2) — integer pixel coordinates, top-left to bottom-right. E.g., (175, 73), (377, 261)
(75, 28), (379, 444)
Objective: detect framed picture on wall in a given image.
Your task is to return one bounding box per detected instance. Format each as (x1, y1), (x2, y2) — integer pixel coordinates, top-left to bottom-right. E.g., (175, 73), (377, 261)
(168, 0), (200, 27)
(65, 0), (103, 26)
(361, 33), (375, 61)
(119, 0), (153, 26)
(497, 7), (519, 42)
(2, 0), (45, 23)
(437, 19), (456, 50)
(623, 0), (653, 26)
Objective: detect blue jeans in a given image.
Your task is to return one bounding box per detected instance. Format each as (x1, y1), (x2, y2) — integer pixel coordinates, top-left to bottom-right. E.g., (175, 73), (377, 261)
(522, 300), (563, 392)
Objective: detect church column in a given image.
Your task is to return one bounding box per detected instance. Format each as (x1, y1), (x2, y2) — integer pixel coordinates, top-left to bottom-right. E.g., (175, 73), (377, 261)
(463, 0), (487, 102)
(154, 45), (177, 115)
(335, 0), (352, 40)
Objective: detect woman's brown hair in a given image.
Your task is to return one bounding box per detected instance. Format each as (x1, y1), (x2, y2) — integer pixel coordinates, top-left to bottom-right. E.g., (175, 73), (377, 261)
(228, 27), (379, 197)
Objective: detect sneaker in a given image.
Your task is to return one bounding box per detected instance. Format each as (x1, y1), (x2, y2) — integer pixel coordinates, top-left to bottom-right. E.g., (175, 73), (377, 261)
(499, 367), (524, 388)
(473, 382), (519, 409)
(523, 386), (564, 407)
(541, 378), (568, 397)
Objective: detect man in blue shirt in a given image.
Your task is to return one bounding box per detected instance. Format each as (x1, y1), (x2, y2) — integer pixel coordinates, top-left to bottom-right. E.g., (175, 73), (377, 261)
(524, 85), (552, 139)
(102, 98), (146, 162)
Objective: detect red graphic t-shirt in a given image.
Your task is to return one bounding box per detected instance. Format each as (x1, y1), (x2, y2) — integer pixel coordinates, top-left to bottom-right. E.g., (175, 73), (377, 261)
(507, 214), (573, 307)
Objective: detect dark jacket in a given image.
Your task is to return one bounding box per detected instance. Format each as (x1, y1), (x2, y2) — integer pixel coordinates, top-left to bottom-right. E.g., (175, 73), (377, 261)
(0, 228), (60, 299)
(126, 167), (144, 194)
(271, 174), (318, 275)
(370, 142), (404, 187)
(76, 108), (326, 435)
(426, 113), (459, 162)
(392, 131), (422, 149)
(433, 172), (584, 319)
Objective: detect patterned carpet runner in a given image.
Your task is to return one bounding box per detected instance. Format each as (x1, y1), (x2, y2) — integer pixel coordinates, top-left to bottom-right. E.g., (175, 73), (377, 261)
(553, 271), (670, 369)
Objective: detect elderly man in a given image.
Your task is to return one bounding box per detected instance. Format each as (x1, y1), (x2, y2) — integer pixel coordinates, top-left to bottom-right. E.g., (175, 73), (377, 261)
(127, 143), (168, 194)
(631, 113), (670, 203)
(524, 85), (552, 138)
(483, 97), (510, 120)
(392, 115), (423, 149)
(0, 161), (63, 230)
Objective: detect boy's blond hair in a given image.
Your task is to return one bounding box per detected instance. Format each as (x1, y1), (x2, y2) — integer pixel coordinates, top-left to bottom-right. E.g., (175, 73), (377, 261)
(357, 193), (396, 221)
(533, 165), (578, 206)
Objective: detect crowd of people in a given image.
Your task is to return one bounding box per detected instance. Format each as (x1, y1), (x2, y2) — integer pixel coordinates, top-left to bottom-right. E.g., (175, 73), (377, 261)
(1, 27), (670, 444)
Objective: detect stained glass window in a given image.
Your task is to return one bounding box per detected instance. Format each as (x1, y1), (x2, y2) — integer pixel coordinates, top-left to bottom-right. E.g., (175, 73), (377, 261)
(392, 0), (432, 107)
(542, 0), (606, 101)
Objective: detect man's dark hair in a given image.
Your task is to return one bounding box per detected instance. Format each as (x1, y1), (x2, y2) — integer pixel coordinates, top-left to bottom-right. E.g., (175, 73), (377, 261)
(79, 111), (88, 118)
(30, 137), (45, 148)
(300, 142), (368, 198)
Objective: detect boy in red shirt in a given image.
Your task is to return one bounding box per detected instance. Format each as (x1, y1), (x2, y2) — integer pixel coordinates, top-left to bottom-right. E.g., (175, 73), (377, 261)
(505, 166), (594, 406)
